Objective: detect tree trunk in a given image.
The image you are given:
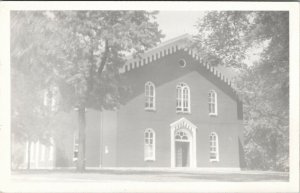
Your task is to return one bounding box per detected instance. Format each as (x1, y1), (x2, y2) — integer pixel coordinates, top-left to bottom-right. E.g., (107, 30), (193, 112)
(27, 141), (31, 170)
(76, 106), (86, 172)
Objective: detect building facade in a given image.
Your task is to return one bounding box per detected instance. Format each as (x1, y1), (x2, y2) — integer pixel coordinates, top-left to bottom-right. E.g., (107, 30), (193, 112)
(111, 35), (244, 169)
(17, 34), (244, 170)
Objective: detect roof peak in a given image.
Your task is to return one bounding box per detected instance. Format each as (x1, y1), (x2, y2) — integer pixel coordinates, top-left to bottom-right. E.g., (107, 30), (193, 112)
(119, 34), (236, 94)
(125, 34), (192, 61)
(152, 34), (192, 50)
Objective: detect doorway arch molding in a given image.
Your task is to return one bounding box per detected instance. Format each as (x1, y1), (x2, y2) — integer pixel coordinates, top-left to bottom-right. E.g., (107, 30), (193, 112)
(170, 117), (197, 168)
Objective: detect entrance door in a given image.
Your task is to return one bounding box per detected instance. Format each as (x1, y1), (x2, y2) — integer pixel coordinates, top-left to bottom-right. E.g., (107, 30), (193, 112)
(170, 118), (197, 168)
(175, 141), (190, 167)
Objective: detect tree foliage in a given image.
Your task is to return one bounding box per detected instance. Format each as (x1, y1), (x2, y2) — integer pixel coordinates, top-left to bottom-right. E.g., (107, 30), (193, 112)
(194, 11), (289, 171)
(11, 11), (163, 171)
(51, 11), (163, 111)
(11, 12), (60, 169)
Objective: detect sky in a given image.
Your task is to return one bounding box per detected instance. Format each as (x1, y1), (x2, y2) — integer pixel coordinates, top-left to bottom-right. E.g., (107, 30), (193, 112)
(156, 11), (205, 41)
(154, 11), (237, 79)
(156, 11), (261, 67)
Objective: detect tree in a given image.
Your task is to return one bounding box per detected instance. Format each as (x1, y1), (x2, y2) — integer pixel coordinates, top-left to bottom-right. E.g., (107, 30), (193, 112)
(193, 11), (289, 171)
(11, 11), (61, 169)
(11, 11), (164, 171)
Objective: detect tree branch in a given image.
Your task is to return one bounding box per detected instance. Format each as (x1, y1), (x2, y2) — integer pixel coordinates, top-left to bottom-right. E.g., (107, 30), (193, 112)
(87, 46), (95, 94)
(86, 39), (109, 102)
(97, 39), (109, 76)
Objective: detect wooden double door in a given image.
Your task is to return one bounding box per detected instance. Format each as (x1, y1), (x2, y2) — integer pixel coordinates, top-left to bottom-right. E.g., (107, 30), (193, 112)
(175, 141), (190, 167)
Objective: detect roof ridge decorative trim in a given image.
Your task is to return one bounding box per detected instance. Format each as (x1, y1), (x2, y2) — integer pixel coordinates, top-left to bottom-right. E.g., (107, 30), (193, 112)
(186, 47), (233, 87)
(120, 44), (233, 90)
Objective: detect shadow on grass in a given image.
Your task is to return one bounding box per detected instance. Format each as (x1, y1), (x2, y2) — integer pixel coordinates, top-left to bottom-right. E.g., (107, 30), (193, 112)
(176, 173), (289, 182)
(12, 169), (289, 182)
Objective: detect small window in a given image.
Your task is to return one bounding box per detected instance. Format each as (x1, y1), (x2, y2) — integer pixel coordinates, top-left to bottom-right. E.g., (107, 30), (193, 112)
(176, 83), (190, 113)
(73, 132), (79, 161)
(144, 128), (155, 161)
(179, 59), (186, 68)
(145, 81), (156, 111)
(209, 132), (219, 162)
(43, 87), (59, 112)
(208, 90), (218, 116)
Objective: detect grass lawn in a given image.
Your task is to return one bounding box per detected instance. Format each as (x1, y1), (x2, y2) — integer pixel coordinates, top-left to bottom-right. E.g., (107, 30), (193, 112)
(10, 168), (289, 182)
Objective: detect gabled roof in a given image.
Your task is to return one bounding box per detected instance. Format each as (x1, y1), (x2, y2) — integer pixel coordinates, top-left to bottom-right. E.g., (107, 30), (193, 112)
(120, 34), (237, 97)
(119, 34), (192, 72)
(170, 117), (197, 131)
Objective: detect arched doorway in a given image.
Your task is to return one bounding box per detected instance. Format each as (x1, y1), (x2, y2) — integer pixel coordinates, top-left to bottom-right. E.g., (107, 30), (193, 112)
(175, 129), (191, 167)
(170, 117), (197, 168)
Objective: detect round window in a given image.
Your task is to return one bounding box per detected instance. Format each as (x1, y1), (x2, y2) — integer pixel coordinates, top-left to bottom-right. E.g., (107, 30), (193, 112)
(179, 59), (186, 68)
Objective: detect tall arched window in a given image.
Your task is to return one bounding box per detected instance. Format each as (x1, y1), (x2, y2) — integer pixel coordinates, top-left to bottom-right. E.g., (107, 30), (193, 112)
(43, 87), (59, 112)
(208, 90), (217, 115)
(145, 82), (156, 110)
(176, 83), (190, 113)
(73, 132), (79, 161)
(209, 132), (219, 161)
(144, 128), (155, 161)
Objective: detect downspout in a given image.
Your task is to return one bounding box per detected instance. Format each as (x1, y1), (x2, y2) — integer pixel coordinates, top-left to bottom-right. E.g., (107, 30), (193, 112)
(99, 111), (103, 168)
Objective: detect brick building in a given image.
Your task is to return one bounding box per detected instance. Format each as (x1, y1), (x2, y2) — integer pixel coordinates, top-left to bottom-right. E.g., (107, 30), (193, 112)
(18, 34), (244, 170)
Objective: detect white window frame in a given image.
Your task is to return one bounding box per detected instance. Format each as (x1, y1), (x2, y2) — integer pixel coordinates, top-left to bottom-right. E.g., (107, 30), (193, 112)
(176, 83), (191, 113)
(208, 90), (218, 116)
(144, 128), (156, 161)
(73, 132), (79, 161)
(43, 87), (59, 111)
(145, 81), (156, 111)
(51, 87), (59, 111)
(30, 141), (35, 163)
(43, 90), (51, 106)
(209, 132), (219, 162)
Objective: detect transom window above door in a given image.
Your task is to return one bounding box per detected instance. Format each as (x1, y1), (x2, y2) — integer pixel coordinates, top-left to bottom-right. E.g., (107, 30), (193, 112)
(175, 130), (190, 142)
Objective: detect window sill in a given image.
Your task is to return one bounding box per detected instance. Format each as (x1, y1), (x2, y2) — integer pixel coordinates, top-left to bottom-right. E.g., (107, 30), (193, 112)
(145, 108), (156, 112)
(176, 111), (191, 114)
(144, 159), (155, 162)
(209, 113), (218, 117)
(209, 159), (219, 162)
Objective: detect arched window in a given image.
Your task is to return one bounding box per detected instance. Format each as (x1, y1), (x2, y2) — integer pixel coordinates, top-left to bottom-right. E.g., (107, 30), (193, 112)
(144, 128), (155, 161)
(208, 90), (217, 115)
(175, 130), (189, 141)
(73, 132), (79, 161)
(209, 132), (219, 161)
(176, 83), (190, 113)
(43, 87), (59, 112)
(145, 82), (156, 110)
